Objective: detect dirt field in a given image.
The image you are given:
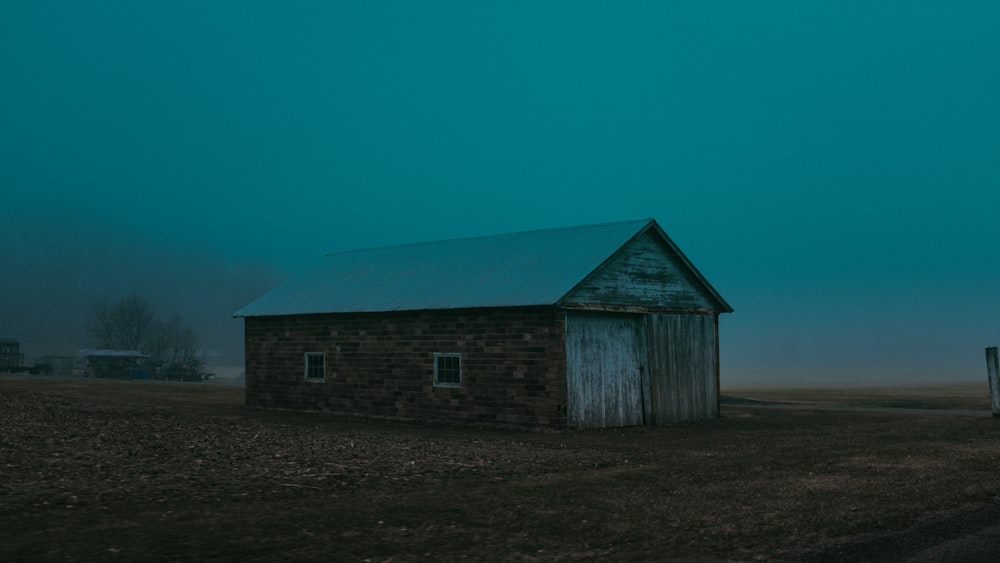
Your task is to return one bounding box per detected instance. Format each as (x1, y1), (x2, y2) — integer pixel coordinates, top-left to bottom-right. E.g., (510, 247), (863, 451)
(2, 376), (1000, 562)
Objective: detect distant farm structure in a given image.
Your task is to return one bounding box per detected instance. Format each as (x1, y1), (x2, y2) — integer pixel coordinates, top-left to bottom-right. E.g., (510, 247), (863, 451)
(0, 339), (212, 381)
(1, 338), (26, 373)
(76, 349), (151, 379)
(75, 349), (210, 381)
(237, 219), (732, 429)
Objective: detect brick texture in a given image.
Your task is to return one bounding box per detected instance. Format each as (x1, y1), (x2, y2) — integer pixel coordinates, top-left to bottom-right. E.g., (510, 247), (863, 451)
(243, 307), (568, 428)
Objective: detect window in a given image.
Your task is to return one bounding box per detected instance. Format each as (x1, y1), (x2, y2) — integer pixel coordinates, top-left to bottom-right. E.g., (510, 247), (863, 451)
(434, 353), (461, 387)
(304, 352), (325, 381)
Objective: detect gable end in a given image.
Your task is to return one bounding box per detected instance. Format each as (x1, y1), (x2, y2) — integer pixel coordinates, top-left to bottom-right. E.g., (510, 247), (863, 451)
(560, 226), (729, 312)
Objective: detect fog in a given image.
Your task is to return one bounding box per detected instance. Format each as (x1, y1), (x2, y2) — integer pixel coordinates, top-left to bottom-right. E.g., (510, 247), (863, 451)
(2, 202), (998, 383)
(3, 2), (999, 384)
(0, 209), (278, 367)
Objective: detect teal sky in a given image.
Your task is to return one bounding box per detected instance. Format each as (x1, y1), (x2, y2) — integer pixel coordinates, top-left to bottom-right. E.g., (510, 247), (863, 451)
(3, 2), (999, 382)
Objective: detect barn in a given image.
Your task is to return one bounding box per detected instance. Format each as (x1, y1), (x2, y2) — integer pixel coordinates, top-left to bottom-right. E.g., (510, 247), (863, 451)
(235, 219), (732, 429)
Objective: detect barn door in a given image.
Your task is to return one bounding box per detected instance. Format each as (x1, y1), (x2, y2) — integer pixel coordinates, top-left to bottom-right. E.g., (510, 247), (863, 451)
(565, 312), (648, 429)
(644, 313), (719, 424)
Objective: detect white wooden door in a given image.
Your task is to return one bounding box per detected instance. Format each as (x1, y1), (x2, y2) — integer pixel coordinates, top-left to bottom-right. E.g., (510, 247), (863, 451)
(565, 312), (646, 429)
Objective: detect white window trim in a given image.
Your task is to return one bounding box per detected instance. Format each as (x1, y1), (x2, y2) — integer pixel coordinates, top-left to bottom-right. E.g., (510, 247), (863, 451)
(433, 352), (462, 387)
(304, 352), (325, 382)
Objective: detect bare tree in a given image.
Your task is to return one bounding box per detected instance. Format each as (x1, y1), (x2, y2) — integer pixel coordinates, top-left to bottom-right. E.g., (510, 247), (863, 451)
(87, 295), (204, 379)
(87, 294), (158, 351)
(148, 316), (200, 366)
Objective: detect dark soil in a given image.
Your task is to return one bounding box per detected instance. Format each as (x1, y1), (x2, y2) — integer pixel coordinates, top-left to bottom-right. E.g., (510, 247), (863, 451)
(2, 376), (1000, 561)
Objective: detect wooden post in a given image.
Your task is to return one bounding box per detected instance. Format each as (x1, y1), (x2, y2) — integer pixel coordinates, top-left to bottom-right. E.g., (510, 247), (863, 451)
(987, 347), (1000, 417)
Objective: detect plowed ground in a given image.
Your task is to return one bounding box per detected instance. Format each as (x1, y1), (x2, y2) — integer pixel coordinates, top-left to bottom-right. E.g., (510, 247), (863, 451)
(2, 376), (1000, 562)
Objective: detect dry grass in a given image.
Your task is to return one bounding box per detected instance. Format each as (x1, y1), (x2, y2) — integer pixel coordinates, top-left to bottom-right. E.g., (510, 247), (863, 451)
(3, 375), (1000, 562)
(723, 380), (992, 411)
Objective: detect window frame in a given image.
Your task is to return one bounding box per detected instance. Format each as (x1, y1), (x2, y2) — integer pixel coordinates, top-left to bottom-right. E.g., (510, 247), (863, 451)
(433, 352), (462, 387)
(304, 352), (326, 382)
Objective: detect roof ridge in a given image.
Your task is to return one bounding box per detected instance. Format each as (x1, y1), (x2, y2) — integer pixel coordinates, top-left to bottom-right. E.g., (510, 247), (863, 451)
(324, 218), (653, 257)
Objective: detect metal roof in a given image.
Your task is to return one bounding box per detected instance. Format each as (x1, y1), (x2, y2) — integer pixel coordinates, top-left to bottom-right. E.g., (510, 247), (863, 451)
(235, 219), (729, 317)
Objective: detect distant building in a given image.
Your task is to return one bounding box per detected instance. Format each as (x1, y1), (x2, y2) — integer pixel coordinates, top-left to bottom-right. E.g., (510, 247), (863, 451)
(1, 338), (24, 372)
(77, 349), (150, 379)
(235, 219), (733, 429)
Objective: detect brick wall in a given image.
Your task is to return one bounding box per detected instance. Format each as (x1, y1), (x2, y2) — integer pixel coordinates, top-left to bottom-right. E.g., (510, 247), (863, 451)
(243, 307), (568, 428)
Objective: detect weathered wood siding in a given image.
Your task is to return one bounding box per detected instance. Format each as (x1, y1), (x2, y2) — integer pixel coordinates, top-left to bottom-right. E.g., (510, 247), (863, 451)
(566, 311), (719, 428)
(564, 230), (716, 311)
(645, 313), (718, 423)
(565, 312), (647, 429)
